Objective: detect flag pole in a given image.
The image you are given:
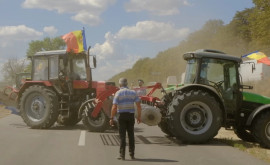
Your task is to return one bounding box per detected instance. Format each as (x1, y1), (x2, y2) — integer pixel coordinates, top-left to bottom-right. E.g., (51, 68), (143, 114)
(82, 27), (87, 52)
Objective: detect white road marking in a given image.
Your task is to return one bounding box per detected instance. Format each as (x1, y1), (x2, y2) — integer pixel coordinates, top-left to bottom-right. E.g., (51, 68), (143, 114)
(78, 131), (86, 146)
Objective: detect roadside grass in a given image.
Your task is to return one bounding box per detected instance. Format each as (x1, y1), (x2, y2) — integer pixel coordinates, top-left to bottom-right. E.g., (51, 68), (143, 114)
(216, 138), (270, 163)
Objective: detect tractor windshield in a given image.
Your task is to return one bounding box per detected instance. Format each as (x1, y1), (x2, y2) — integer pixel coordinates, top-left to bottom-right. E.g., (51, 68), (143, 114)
(184, 59), (198, 84)
(33, 58), (48, 81)
(199, 58), (238, 93)
(71, 58), (87, 80)
(199, 58), (224, 85)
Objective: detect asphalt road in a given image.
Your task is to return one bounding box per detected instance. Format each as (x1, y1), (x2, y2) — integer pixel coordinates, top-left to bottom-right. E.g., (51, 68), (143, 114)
(0, 114), (269, 165)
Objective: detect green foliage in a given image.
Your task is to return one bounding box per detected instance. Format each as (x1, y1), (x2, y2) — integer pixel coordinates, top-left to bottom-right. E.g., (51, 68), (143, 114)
(1, 59), (28, 84)
(26, 37), (66, 58)
(249, 0), (270, 46)
(110, 2), (270, 86)
(229, 8), (253, 42)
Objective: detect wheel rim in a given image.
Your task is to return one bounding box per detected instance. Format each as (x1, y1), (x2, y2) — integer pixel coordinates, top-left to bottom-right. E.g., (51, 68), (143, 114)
(86, 109), (106, 127)
(265, 121), (270, 140)
(25, 93), (46, 122)
(180, 101), (213, 135)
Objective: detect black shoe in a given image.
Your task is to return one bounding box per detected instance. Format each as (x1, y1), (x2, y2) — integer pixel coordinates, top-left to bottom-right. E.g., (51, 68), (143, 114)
(117, 155), (125, 160)
(130, 155), (135, 160)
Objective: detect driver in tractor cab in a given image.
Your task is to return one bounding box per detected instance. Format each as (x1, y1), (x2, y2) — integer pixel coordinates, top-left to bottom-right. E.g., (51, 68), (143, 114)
(35, 61), (48, 80)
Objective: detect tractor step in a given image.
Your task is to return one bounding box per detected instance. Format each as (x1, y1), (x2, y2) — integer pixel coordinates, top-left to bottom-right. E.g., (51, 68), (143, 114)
(59, 99), (70, 117)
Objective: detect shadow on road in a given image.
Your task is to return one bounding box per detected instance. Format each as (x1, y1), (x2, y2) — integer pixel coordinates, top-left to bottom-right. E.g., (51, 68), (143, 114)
(127, 158), (178, 162)
(49, 124), (86, 130)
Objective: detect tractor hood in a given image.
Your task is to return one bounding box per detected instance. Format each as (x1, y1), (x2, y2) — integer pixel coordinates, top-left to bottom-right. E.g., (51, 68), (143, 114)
(165, 84), (184, 92)
(165, 84), (221, 98)
(242, 91), (270, 104)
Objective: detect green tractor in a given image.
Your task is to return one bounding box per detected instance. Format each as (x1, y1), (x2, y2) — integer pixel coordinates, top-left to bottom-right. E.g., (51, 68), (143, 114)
(159, 49), (270, 148)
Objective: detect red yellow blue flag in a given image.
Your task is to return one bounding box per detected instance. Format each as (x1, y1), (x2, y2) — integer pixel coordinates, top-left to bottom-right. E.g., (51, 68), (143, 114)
(62, 29), (87, 53)
(242, 51), (270, 66)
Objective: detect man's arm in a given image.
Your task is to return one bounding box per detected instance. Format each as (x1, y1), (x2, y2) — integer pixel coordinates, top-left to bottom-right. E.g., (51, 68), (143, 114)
(135, 102), (142, 124)
(109, 104), (117, 126)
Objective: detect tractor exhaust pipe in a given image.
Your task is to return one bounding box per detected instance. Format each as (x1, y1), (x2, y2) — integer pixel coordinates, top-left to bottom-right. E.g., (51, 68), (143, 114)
(86, 46), (92, 83)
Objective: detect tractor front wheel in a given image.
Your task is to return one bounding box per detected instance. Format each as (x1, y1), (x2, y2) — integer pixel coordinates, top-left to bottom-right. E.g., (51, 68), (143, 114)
(252, 111), (270, 148)
(81, 99), (109, 132)
(19, 85), (59, 129)
(158, 119), (174, 137)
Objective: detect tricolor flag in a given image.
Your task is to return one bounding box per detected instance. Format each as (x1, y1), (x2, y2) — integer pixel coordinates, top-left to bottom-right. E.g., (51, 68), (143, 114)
(62, 29), (87, 53)
(242, 51), (270, 66)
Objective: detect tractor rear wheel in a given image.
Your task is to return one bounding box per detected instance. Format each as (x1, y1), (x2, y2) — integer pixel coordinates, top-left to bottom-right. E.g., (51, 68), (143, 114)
(19, 85), (59, 129)
(252, 111), (270, 148)
(81, 99), (109, 132)
(168, 90), (222, 143)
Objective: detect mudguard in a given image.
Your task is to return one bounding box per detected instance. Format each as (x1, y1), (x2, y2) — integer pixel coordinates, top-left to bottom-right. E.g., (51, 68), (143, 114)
(246, 104), (270, 126)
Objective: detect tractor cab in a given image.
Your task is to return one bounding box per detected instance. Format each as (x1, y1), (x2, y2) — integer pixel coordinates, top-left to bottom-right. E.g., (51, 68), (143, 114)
(33, 50), (89, 81)
(183, 49), (242, 117)
(31, 50), (96, 94)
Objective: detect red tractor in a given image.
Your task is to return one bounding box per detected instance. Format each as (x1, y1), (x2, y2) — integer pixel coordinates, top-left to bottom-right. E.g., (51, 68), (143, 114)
(16, 46), (164, 132)
(17, 47), (119, 131)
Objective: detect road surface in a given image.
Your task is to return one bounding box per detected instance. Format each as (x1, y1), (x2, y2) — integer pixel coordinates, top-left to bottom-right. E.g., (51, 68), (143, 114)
(0, 113), (269, 165)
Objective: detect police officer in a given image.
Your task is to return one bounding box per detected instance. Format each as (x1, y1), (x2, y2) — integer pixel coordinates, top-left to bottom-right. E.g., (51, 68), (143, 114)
(110, 78), (142, 160)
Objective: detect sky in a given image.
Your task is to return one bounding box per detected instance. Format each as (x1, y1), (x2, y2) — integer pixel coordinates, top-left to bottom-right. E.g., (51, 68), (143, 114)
(0, 0), (254, 81)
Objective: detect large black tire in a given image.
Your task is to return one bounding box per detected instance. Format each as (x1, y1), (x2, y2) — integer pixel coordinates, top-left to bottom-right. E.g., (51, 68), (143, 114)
(158, 119), (174, 137)
(234, 127), (256, 143)
(57, 111), (81, 126)
(252, 111), (270, 148)
(19, 85), (59, 129)
(81, 99), (109, 132)
(168, 90), (222, 143)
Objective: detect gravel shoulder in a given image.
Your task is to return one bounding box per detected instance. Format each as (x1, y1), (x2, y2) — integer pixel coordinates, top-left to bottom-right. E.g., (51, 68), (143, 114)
(215, 128), (270, 163)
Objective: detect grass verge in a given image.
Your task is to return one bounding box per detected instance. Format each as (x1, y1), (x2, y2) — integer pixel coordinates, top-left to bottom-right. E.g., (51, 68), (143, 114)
(217, 138), (270, 163)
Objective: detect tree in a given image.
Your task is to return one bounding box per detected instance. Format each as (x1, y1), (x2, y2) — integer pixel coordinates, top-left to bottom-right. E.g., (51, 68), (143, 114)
(229, 8), (253, 42)
(26, 37), (66, 58)
(249, 0), (270, 45)
(201, 20), (224, 34)
(2, 58), (28, 84)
